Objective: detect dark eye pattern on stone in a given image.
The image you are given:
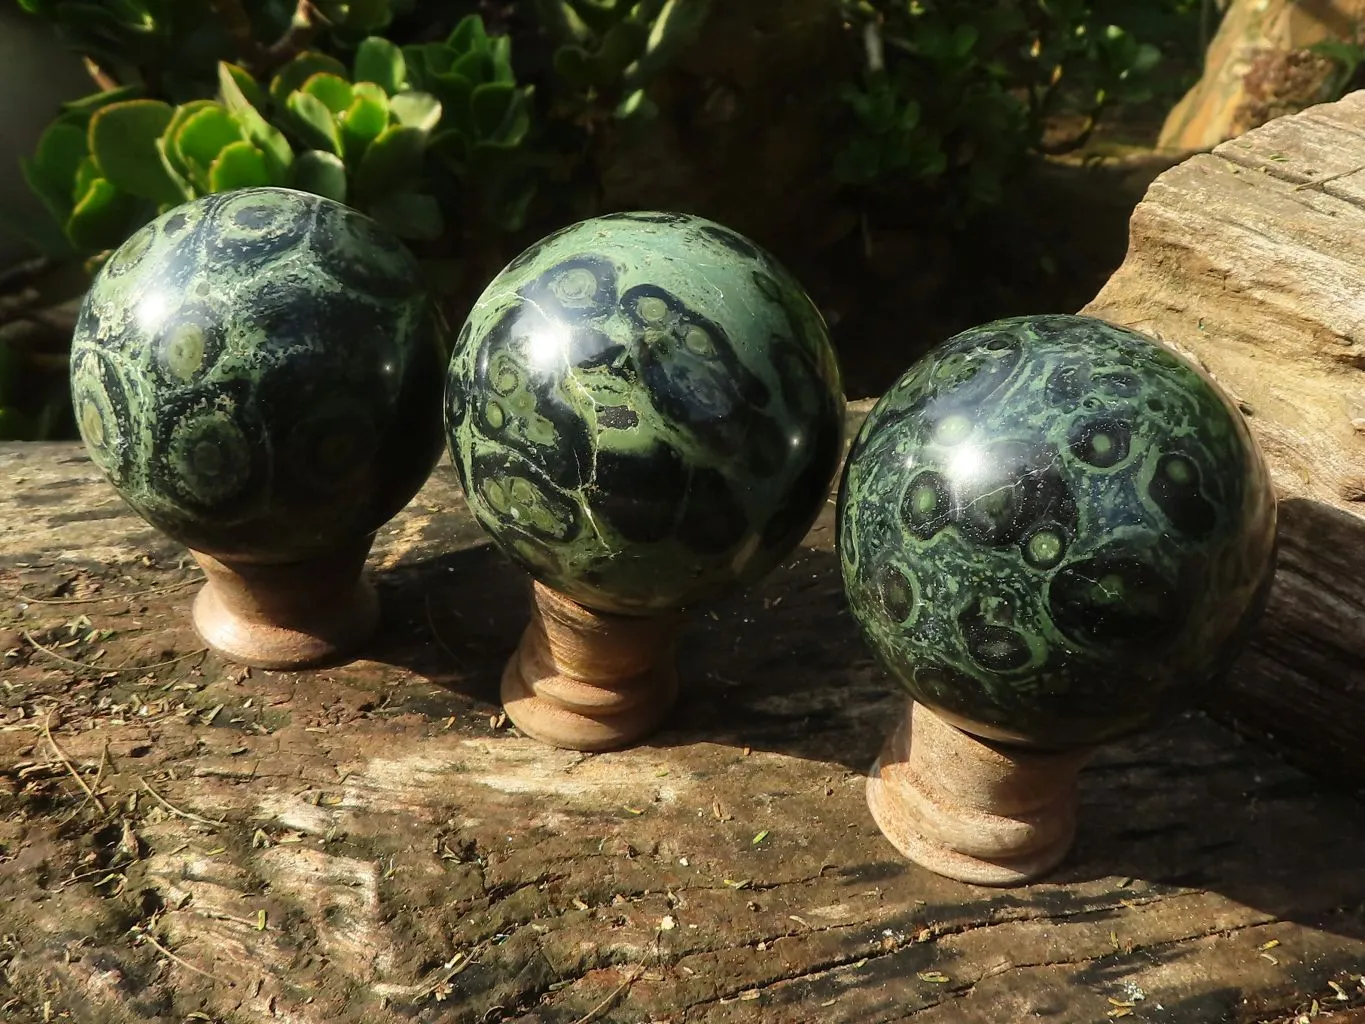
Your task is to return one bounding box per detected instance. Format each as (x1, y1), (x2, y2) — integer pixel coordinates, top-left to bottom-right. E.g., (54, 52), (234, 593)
(1068, 417), (1132, 469)
(901, 470), (952, 541)
(1148, 452), (1218, 538)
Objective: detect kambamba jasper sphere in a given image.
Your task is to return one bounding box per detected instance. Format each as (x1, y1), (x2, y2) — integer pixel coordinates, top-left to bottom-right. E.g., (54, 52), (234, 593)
(70, 187), (447, 563)
(444, 211), (846, 615)
(837, 314), (1277, 748)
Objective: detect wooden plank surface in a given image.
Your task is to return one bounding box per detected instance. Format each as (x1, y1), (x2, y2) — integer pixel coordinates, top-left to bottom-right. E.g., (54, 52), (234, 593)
(1083, 90), (1365, 788)
(2, 404), (1365, 1024)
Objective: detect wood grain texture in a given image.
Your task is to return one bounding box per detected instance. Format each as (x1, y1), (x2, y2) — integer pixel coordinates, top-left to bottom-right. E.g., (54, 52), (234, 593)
(3, 404), (1365, 1024)
(1157, 0), (1365, 151)
(1084, 91), (1365, 788)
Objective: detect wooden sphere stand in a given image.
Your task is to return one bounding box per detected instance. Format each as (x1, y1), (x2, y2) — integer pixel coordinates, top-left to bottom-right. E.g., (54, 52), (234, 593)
(501, 581), (680, 752)
(866, 700), (1096, 886)
(189, 535), (379, 670)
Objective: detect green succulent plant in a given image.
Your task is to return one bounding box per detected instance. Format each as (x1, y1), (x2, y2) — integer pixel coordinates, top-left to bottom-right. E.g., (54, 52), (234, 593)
(534, 0), (711, 121)
(835, 0), (1189, 215)
(17, 16), (550, 255)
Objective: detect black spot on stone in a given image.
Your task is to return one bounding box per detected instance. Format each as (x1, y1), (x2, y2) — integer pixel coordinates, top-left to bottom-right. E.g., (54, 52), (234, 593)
(238, 279), (376, 358)
(1068, 417), (1131, 469)
(1044, 363), (1088, 407)
(677, 467), (749, 555)
(901, 470), (950, 540)
(952, 441), (1078, 547)
(628, 285), (771, 436)
(699, 224), (761, 260)
(1148, 452), (1217, 538)
(1096, 372), (1141, 397)
(908, 662), (981, 713)
(879, 564), (913, 622)
(959, 608), (1031, 672)
(587, 443), (687, 543)
(1048, 551), (1185, 652)
(164, 212), (187, 235)
(750, 270), (785, 306)
(521, 255), (618, 321)
(596, 405), (640, 431)
(444, 370), (468, 434)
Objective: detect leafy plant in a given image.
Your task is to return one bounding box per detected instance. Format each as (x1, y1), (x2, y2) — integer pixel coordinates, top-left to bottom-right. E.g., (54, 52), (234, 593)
(16, 16), (548, 256)
(836, 0), (1196, 215)
(17, 0), (419, 101)
(534, 0), (711, 122)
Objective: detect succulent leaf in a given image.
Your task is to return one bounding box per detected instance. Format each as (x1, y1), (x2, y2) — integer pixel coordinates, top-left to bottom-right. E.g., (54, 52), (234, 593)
(287, 91), (344, 155)
(354, 36), (406, 94)
(208, 141), (273, 190)
(88, 99), (187, 204)
(389, 91), (442, 133)
(290, 149), (349, 202)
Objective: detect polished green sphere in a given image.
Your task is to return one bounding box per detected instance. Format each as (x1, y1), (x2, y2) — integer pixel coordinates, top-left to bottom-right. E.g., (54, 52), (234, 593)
(69, 187), (447, 562)
(837, 314), (1277, 749)
(444, 211), (846, 615)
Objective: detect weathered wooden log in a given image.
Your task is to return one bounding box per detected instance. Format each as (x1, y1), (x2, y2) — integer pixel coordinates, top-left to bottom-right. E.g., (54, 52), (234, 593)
(1085, 90), (1365, 788)
(3, 405), (1365, 1023)
(1158, 0), (1365, 151)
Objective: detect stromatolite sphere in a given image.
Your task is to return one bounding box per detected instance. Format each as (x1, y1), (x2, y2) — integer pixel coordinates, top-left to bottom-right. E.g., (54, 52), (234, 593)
(69, 187), (447, 562)
(837, 314), (1277, 749)
(444, 211), (846, 615)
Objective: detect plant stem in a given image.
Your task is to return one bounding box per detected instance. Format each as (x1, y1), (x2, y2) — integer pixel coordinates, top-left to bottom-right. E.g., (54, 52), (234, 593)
(261, 1), (322, 74)
(82, 57), (119, 92)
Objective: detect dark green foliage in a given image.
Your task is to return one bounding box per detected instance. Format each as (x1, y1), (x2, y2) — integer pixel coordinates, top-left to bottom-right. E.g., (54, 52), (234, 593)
(836, 0), (1206, 215)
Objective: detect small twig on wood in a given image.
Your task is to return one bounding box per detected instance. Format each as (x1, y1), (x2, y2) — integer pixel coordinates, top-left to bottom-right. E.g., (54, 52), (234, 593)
(132, 926), (222, 982)
(42, 707), (108, 815)
(23, 630), (102, 671)
(569, 964), (646, 1024)
(1295, 164), (1365, 190)
(60, 741), (111, 824)
(13, 576), (202, 605)
(22, 629), (208, 674)
(137, 775), (227, 827)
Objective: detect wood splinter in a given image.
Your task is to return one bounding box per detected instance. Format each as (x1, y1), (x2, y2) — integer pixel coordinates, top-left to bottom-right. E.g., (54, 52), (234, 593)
(501, 581), (680, 752)
(866, 701), (1095, 887)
